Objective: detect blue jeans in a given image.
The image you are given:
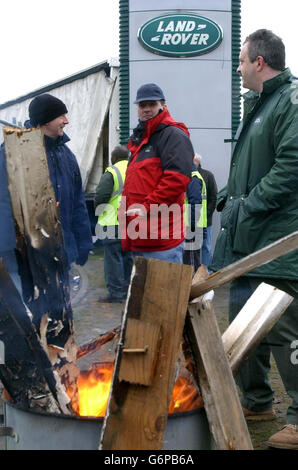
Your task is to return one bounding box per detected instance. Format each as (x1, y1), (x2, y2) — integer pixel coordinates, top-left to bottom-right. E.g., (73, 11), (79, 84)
(183, 241), (200, 273)
(201, 226), (213, 267)
(102, 237), (133, 300)
(230, 276), (298, 424)
(133, 241), (185, 264)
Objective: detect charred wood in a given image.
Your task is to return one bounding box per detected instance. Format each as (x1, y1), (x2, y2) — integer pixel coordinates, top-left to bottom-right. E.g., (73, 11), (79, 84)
(2, 128), (79, 414)
(0, 261), (66, 414)
(76, 327), (120, 360)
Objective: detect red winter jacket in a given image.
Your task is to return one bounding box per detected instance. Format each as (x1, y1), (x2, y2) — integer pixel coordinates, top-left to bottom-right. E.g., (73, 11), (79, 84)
(119, 108), (193, 252)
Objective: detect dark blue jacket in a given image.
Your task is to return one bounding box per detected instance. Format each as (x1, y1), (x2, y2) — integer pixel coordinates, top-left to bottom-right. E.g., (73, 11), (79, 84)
(186, 164), (203, 231)
(0, 143), (16, 252)
(0, 125), (93, 266)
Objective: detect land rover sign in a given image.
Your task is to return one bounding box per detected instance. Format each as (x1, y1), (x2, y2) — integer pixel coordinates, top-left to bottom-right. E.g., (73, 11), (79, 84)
(138, 13), (223, 57)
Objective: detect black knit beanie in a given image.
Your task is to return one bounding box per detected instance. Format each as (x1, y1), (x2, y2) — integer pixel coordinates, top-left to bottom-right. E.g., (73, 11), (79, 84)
(29, 94), (68, 127)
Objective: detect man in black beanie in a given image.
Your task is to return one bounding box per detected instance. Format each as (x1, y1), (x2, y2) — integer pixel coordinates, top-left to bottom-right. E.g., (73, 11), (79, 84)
(0, 93), (92, 290)
(29, 94), (68, 128)
(27, 93), (93, 267)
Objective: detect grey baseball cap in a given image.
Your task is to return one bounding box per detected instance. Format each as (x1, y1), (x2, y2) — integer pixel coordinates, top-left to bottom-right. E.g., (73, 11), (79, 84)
(134, 83), (165, 103)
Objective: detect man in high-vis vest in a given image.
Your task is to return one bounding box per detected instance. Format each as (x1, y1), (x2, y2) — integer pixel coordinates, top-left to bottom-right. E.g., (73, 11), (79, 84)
(183, 163), (207, 273)
(94, 146), (133, 303)
(194, 153), (218, 268)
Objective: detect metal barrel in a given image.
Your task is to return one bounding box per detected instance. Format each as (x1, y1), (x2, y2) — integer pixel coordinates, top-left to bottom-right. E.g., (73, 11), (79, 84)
(2, 400), (213, 450)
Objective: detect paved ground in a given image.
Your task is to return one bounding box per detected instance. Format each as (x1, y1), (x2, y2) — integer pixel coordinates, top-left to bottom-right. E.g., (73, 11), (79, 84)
(0, 246), (291, 450)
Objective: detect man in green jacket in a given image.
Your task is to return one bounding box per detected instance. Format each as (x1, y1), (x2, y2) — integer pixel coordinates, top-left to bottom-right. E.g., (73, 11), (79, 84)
(212, 29), (298, 449)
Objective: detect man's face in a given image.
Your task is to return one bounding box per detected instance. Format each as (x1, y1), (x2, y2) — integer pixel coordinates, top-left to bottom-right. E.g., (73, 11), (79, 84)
(137, 100), (164, 122)
(42, 114), (69, 138)
(237, 42), (259, 91)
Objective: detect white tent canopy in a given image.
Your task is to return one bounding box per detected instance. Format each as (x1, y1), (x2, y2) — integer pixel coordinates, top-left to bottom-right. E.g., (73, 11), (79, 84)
(0, 60), (119, 193)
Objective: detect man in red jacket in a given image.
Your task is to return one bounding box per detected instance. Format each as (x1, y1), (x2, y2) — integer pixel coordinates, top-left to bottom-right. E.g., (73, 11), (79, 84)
(119, 83), (194, 263)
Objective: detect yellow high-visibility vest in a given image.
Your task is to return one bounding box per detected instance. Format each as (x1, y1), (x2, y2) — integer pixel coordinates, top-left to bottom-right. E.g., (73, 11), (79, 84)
(97, 160), (128, 226)
(184, 170), (207, 228)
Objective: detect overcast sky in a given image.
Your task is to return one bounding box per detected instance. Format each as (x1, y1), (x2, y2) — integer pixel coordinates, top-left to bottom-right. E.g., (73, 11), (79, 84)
(0, 0), (297, 104)
(241, 0), (297, 75)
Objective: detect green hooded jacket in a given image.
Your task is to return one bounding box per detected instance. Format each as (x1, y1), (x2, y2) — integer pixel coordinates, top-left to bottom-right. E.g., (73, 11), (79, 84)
(211, 68), (298, 279)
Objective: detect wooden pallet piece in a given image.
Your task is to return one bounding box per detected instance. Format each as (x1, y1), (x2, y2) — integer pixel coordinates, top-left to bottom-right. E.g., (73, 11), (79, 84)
(185, 300), (253, 450)
(100, 257), (193, 450)
(190, 230), (298, 301)
(222, 282), (293, 376)
(184, 268), (294, 449)
(119, 318), (162, 386)
(190, 267), (294, 378)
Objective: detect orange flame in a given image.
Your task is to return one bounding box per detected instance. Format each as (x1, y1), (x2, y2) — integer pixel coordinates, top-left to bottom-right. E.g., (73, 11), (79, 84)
(168, 376), (203, 414)
(75, 363), (203, 418)
(77, 363), (113, 417)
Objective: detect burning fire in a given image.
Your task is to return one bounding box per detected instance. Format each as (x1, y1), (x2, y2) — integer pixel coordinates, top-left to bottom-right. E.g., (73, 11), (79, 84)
(168, 375), (203, 414)
(77, 363), (114, 418)
(75, 363), (203, 418)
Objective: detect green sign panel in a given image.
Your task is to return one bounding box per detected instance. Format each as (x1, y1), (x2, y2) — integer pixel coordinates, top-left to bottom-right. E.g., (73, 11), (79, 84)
(138, 13), (223, 57)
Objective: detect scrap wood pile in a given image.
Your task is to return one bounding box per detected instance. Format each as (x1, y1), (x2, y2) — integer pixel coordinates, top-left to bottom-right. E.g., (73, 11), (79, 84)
(1, 127), (298, 450)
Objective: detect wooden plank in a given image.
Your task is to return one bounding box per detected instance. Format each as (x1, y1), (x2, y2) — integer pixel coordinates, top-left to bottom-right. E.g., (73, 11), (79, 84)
(190, 231), (298, 301)
(185, 301), (253, 450)
(190, 266), (293, 378)
(119, 319), (161, 386)
(188, 272), (291, 378)
(4, 128), (70, 336)
(100, 257), (193, 450)
(3, 127), (79, 413)
(222, 283), (293, 376)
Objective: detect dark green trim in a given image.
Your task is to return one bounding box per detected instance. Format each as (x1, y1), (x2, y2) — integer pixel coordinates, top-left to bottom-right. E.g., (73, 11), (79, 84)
(119, 0), (130, 144)
(231, 0), (241, 137)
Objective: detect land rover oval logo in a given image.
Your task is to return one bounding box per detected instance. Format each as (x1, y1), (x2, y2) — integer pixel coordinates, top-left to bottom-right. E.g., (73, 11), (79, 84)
(138, 13), (223, 57)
